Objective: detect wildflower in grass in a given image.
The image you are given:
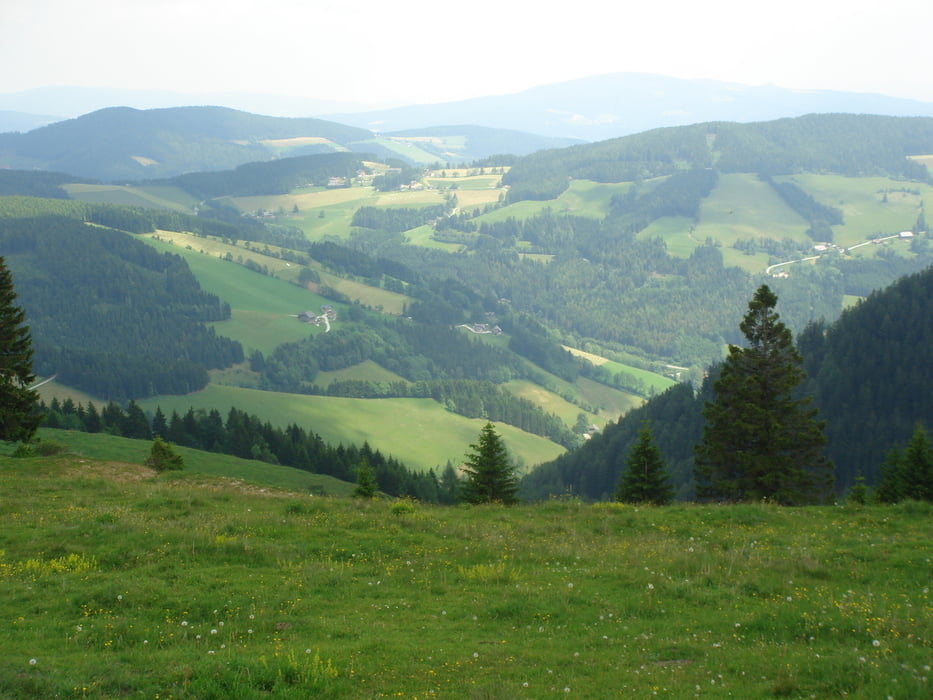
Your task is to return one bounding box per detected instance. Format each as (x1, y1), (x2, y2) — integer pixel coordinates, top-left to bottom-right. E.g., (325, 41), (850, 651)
(872, 639), (880, 647)
(29, 658), (37, 666)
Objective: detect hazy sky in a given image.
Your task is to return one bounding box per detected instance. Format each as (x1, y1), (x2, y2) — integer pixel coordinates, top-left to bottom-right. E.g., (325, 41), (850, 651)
(3, 0), (933, 106)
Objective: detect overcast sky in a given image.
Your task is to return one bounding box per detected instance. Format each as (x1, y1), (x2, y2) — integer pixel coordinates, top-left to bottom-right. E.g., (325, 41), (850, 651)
(3, 0), (933, 107)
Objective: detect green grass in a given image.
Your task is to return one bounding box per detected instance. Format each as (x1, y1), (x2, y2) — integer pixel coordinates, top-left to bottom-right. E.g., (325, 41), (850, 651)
(777, 174), (931, 247)
(137, 385), (565, 473)
(62, 184), (199, 211)
(312, 360), (409, 389)
(2, 455), (930, 699)
(12, 428), (354, 496)
(694, 173), (811, 246)
(639, 215), (699, 257)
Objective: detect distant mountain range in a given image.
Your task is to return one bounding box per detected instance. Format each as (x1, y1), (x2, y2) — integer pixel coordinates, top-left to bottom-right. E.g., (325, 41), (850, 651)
(4, 73), (933, 143)
(320, 73), (933, 141)
(0, 106), (575, 181)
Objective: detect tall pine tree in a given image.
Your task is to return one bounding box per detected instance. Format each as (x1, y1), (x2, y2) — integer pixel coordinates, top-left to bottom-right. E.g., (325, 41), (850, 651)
(615, 424), (674, 505)
(461, 422), (519, 505)
(0, 256), (41, 444)
(694, 285), (833, 504)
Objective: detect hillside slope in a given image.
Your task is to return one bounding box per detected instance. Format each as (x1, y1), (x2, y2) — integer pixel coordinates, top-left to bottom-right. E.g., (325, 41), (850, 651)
(0, 106), (574, 181)
(522, 265), (933, 500)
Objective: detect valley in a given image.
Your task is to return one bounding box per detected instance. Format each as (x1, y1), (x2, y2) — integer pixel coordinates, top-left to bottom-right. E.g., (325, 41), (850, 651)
(0, 109), (930, 502)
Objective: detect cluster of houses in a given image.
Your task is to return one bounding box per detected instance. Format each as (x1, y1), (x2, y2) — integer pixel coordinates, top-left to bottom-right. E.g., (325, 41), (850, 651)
(298, 305), (337, 327)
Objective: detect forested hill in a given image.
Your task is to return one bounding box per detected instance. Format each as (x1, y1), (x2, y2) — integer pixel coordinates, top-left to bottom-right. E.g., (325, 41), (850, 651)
(521, 265), (933, 501)
(0, 106), (373, 181)
(0, 105), (576, 182)
(503, 114), (933, 201)
(1, 211), (244, 400)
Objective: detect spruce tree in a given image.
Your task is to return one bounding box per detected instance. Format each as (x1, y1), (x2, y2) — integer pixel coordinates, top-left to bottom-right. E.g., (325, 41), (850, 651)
(353, 458), (378, 499)
(694, 285), (833, 504)
(876, 445), (907, 503)
(0, 256), (41, 444)
(145, 437), (185, 472)
(615, 424), (674, 505)
(901, 424), (933, 501)
(879, 424), (933, 503)
(461, 422), (519, 505)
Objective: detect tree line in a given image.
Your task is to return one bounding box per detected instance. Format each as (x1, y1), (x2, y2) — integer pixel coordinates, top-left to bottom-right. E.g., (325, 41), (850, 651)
(38, 399), (443, 501)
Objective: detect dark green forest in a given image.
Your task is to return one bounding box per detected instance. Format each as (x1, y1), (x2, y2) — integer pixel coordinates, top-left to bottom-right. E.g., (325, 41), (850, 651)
(0, 215), (242, 400)
(521, 265), (933, 501)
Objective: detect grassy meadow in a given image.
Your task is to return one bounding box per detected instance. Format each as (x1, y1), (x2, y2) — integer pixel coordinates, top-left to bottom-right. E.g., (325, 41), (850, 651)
(136, 384), (565, 473)
(1, 452), (930, 699)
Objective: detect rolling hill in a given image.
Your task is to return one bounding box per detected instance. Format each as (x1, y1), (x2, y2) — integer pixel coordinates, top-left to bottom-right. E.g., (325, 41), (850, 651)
(0, 105), (574, 181)
(2, 112), (931, 495)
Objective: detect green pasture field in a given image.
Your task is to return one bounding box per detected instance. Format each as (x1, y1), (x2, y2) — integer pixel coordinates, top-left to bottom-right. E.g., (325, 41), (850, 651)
(9, 428), (353, 495)
(563, 346), (676, 395)
(722, 247), (773, 274)
(3, 454), (929, 699)
(425, 174), (502, 191)
(36, 381), (102, 407)
(474, 199), (563, 224)
(596, 359), (677, 395)
(694, 173), (811, 246)
(140, 236), (332, 353)
(475, 180), (630, 227)
(778, 174), (930, 247)
(312, 360), (409, 390)
(229, 186), (374, 218)
(314, 265), (411, 315)
(639, 215), (699, 257)
(373, 189), (446, 208)
(404, 224), (465, 252)
(62, 184), (198, 211)
(450, 187), (503, 212)
(503, 379), (598, 427)
(365, 136), (442, 164)
(575, 376), (644, 422)
(229, 187), (374, 241)
(556, 180), (632, 218)
(137, 385), (565, 473)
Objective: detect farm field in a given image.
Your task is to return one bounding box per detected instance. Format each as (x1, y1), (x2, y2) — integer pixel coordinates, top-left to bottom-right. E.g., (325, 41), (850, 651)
(777, 174), (931, 247)
(136, 384), (565, 473)
(693, 173), (811, 246)
(2, 453), (930, 699)
(63, 183), (198, 211)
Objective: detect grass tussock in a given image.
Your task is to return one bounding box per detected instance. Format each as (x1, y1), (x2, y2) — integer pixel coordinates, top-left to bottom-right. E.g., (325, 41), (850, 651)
(1, 453), (931, 698)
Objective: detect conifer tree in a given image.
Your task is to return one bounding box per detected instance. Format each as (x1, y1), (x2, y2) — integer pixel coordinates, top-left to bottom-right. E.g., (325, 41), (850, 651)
(876, 445), (906, 504)
(0, 256), (41, 444)
(145, 437), (184, 472)
(615, 424), (674, 505)
(694, 285), (833, 504)
(878, 424), (933, 502)
(353, 458), (378, 499)
(461, 422), (519, 505)
(901, 424), (933, 501)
